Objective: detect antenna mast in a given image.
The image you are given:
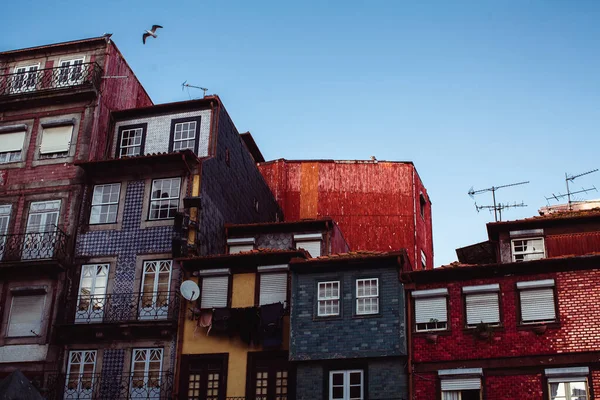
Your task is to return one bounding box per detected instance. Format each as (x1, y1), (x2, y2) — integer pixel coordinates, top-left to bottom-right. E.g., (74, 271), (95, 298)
(181, 81), (208, 98)
(468, 181), (529, 222)
(545, 169), (598, 210)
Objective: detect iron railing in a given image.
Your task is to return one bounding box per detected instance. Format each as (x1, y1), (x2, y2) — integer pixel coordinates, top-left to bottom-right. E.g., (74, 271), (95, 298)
(45, 372), (173, 400)
(0, 227), (69, 264)
(62, 291), (180, 325)
(0, 62), (102, 96)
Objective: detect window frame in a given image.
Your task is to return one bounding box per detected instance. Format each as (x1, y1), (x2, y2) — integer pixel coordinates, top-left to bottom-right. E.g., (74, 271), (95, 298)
(179, 353), (229, 400)
(517, 280), (558, 325)
(256, 266), (289, 308)
(462, 284), (502, 328)
(7, 292), (47, 338)
(168, 116), (202, 154)
(355, 278), (379, 316)
(546, 379), (589, 400)
(328, 369), (364, 400)
(116, 123), (147, 158)
(11, 63), (40, 93)
(246, 350), (294, 400)
(89, 183), (122, 225)
(199, 271), (232, 309)
(38, 123), (74, 159)
(413, 288), (449, 333)
(511, 237), (545, 262)
(148, 177), (182, 221)
(545, 367), (590, 400)
(317, 280), (341, 317)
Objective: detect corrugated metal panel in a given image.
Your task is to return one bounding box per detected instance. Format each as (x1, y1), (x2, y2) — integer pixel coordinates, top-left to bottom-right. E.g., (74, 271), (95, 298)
(296, 240), (321, 258)
(201, 276), (228, 308)
(546, 232), (600, 258)
(259, 272), (287, 306)
(441, 378), (481, 391)
(415, 297), (447, 323)
(465, 293), (499, 325)
(520, 288), (556, 322)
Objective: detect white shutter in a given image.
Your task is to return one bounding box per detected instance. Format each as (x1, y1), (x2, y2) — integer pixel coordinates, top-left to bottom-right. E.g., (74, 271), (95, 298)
(296, 240), (321, 257)
(465, 293), (499, 325)
(201, 276), (228, 308)
(229, 244), (254, 254)
(441, 378), (481, 391)
(415, 297), (447, 323)
(40, 125), (73, 154)
(8, 295), (45, 337)
(259, 272), (287, 306)
(520, 288), (556, 322)
(0, 131), (25, 152)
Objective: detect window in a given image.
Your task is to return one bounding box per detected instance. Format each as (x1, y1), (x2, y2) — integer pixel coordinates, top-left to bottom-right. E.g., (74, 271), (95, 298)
(0, 205), (11, 260)
(0, 130), (25, 163)
(89, 183), (121, 224)
(413, 288), (448, 332)
(247, 352), (292, 400)
(170, 117), (201, 153)
(75, 264), (109, 323)
(57, 58), (85, 87)
(546, 367), (589, 400)
(130, 348), (163, 399)
(421, 250), (427, 269)
(420, 193), (427, 219)
(318, 281), (340, 317)
(8, 294), (46, 337)
(200, 272), (230, 308)
(117, 124), (146, 158)
(40, 124), (73, 157)
(149, 178), (181, 220)
(356, 278), (378, 315)
(258, 268), (288, 306)
(11, 64), (39, 93)
(463, 284), (500, 327)
(512, 237), (545, 262)
(227, 238), (255, 254)
(517, 280), (557, 324)
(23, 200), (60, 260)
(439, 368), (482, 400)
(181, 354), (227, 400)
(294, 233), (323, 258)
(65, 350), (97, 399)
(329, 370), (363, 400)
(140, 260), (172, 320)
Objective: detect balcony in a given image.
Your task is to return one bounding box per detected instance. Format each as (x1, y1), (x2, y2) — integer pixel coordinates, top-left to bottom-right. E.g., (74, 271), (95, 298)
(56, 291), (180, 342)
(0, 228), (69, 274)
(0, 62), (102, 108)
(45, 372), (173, 400)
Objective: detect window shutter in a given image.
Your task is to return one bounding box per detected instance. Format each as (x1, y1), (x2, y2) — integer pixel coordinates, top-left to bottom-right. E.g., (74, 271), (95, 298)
(465, 293), (499, 325)
(40, 125), (73, 154)
(201, 276), (229, 308)
(229, 244), (254, 254)
(296, 240), (321, 257)
(520, 288), (556, 322)
(8, 295), (45, 336)
(415, 297), (447, 324)
(0, 131), (25, 152)
(259, 272), (287, 306)
(441, 378), (481, 391)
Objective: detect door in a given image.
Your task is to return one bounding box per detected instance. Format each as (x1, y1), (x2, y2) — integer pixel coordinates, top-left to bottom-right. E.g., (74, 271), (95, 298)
(130, 348), (163, 399)
(0, 205), (10, 261)
(23, 200), (60, 260)
(180, 354), (227, 400)
(139, 260), (172, 320)
(75, 264), (109, 323)
(58, 59), (84, 87)
(11, 65), (39, 93)
(247, 352), (293, 400)
(65, 350), (97, 399)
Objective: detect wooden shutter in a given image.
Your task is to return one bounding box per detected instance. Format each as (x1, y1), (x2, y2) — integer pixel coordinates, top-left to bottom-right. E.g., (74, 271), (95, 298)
(201, 276), (228, 308)
(296, 240), (321, 257)
(0, 131), (25, 152)
(229, 244), (254, 254)
(441, 378), (481, 391)
(8, 295), (45, 336)
(520, 288), (556, 322)
(465, 293), (499, 325)
(415, 297), (447, 324)
(40, 125), (73, 154)
(259, 272), (287, 306)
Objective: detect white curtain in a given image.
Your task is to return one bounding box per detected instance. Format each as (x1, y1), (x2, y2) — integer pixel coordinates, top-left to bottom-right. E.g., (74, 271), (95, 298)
(442, 391), (460, 400)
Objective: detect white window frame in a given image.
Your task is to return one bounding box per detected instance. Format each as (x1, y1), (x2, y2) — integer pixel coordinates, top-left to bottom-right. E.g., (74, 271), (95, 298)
(517, 280), (557, 324)
(65, 350), (97, 399)
(119, 127), (145, 158)
(227, 237), (255, 254)
(39, 124), (73, 157)
(0, 130), (25, 164)
(75, 264), (110, 323)
(149, 178), (181, 220)
(199, 270), (230, 309)
(356, 278), (378, 315)
(57, 57), (85, 87)
(139, 260), (173, 320)
(130, 348), (163, 399)
(257, 265), (288, 307)
(172, 120), (197, 152)
(318, 281), (340, 317)
(546, 367), (590, 400)
(0, 205), (11, 260)
(463, 284), (501, 327)
(329, 370), (364, 400)
(413, 288), (449, 332)
(11, 64), (40, 93)
(7, 293), (46, 337)
(512, 237), (545, 262)
(89, 183), (121, 224)
(421, 250), (427, 269)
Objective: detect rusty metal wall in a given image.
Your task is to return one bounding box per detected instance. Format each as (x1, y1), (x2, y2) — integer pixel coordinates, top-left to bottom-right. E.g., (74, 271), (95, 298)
(546, 232), (600, 257)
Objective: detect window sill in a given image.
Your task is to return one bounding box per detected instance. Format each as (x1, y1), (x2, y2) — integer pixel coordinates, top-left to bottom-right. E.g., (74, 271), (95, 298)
(0, 161), (25, 169)
(140, 218), (175, 230)
(413, 329), (452, 336)
(352, 312), (381, 319)
(32, 155), (73, 167)
(86, 221), (122, 232)
(463, 324), (504, 333)
(313, 315), (343, 322)
(517, 322), (559, 331)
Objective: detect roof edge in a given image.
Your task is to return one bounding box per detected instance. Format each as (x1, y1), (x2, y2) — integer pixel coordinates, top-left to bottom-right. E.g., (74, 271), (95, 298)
(0, 36), (109, 56)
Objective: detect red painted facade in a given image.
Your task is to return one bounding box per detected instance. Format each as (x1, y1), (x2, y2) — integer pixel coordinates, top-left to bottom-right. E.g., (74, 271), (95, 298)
(258, 159), (433, 269)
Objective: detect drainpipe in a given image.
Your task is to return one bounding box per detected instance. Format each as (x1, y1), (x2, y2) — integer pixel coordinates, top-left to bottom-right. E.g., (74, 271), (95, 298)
(400, 261), (414, 400)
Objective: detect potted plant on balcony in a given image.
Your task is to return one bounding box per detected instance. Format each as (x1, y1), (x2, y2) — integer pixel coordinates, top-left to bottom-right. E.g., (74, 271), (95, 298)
(532, 323), (547, 335)
(425, 319), (440, 343)
(474, 321), (493, 340)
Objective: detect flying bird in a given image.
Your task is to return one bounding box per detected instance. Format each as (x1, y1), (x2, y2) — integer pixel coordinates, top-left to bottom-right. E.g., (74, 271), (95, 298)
(143, 25), (163, 44)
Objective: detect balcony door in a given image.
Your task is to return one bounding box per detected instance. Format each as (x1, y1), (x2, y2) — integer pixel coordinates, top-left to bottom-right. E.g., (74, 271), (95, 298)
(139, 260), (172, 320)
(23, 200), (60, 260)
(75, 264), (109, 323)
(0, 205), (10, 261)
(179, 354), (227, 400)
(65, 350), (97, 399)
(247, 352), (294, 400)
(11, 64), (39, 93)
(58, 58), (85, 87)
(130, 348), (163, 399)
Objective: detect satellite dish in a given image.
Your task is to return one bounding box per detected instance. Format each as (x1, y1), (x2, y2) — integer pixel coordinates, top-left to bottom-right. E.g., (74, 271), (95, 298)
(180, 280), (200, 301)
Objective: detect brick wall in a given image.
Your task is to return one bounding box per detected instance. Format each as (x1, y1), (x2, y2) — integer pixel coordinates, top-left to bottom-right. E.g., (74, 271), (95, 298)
(295, 363), (323, 400)
(485, 374), (543, 400)
(369, 359), (408, 400)
(290, 267), (406, 361)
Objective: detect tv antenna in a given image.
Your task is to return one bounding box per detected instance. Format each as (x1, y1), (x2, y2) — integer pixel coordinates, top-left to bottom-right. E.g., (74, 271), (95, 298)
(468, 181), (530, 222)
(545, 169), (598, 210)
(181, 81), (208, 98)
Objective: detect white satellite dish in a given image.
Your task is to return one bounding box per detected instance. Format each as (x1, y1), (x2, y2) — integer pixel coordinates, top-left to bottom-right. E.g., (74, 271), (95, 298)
(180, 280), (200, 301)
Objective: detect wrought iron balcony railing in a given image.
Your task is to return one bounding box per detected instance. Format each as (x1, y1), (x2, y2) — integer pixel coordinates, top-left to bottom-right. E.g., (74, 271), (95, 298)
(62, 291), (180, 325)
(0, 62), (102, 97)
(0, 227), (69, 264)
(45, 372), (173, 400)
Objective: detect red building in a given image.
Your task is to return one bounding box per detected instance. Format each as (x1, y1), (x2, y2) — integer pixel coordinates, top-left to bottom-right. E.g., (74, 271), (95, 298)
(0, 36), (150, 385)
(403, 207), (600, 400)
(258, 158), (433, 269)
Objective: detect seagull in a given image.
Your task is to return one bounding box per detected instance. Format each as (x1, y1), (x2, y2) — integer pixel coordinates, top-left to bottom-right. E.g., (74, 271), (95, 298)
(143, 25), (163, 44)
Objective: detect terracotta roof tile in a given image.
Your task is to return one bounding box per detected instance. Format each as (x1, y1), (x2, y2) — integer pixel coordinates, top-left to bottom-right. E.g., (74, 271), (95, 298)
(489, 208), (600, 226)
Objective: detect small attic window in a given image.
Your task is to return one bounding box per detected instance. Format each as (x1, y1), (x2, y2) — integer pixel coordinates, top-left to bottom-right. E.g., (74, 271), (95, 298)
(420, 194), (427, 219)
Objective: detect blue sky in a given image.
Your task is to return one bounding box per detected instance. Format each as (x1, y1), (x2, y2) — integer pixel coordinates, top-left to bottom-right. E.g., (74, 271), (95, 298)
(2, 1), (599, 265)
